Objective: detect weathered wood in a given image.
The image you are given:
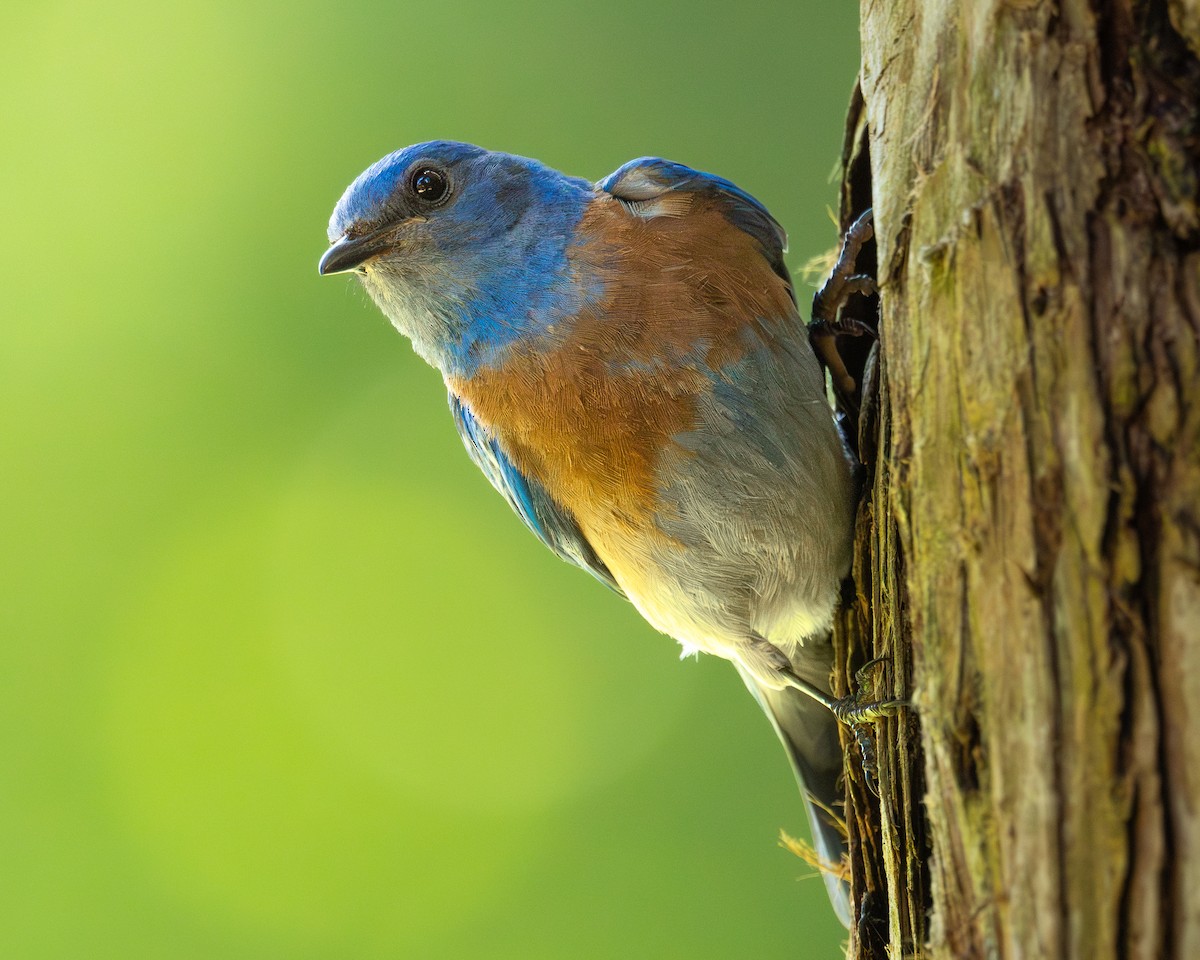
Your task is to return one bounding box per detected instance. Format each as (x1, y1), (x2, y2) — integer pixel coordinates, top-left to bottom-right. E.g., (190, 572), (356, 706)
(831, 2), (1200, 957)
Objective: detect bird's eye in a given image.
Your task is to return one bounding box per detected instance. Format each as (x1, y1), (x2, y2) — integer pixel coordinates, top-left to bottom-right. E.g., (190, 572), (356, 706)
(411, 167), (449, 204)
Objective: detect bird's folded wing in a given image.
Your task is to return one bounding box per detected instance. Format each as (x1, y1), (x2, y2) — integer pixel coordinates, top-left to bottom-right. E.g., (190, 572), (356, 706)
(596, 156), (794, 298)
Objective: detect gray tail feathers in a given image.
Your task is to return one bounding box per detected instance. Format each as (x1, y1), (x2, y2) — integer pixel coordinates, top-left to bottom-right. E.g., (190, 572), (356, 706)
(736, 663), (850, 927)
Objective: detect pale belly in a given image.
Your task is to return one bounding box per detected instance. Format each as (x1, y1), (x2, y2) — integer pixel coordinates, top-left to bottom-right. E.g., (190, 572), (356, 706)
(583, 353), (857, 680)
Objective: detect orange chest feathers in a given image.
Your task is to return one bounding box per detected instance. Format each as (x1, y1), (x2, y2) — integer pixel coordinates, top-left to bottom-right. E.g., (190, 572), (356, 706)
(447, 193), (797, 538)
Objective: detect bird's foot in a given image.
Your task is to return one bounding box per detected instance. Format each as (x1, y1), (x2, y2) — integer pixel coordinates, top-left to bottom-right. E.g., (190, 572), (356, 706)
(833, 658), (908, 797)
(831, 694), (908, 726)
(750, 633), (908, 729)
(832, 655), (908, 725)
(809, 209), (877, 397)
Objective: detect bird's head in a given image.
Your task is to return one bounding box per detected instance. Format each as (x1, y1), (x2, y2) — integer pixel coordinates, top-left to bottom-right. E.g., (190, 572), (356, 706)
(319, 141), (593, 376)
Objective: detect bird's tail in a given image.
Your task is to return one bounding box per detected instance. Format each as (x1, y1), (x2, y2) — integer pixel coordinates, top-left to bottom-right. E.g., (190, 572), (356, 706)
(736, 663), (850, 926)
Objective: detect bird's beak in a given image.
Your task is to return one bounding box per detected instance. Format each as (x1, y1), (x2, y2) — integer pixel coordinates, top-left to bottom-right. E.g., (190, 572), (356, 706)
(318, 232), (388, 276)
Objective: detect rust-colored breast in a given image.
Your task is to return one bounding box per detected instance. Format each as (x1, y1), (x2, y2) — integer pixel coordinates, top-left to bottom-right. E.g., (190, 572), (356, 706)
(447, 192), (797, 549)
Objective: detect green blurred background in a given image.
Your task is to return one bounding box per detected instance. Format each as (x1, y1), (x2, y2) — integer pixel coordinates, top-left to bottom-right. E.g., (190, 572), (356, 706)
(1, 2), (859, 957)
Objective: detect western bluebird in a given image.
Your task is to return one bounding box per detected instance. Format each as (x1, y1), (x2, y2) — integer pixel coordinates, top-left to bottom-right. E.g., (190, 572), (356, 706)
(320, 141), (863, 923)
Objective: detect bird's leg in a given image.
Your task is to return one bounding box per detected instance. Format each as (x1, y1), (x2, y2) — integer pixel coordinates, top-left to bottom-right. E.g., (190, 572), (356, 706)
(809, 208), (878, 397)
(745, 634), (844, 713)
(775, 661), (906, 798)
(748, 634), (906, 725)
(752, 636), (907, 797)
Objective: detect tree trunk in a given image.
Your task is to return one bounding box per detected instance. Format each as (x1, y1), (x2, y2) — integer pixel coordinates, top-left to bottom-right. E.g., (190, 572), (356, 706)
(830, 2), (1200, 957)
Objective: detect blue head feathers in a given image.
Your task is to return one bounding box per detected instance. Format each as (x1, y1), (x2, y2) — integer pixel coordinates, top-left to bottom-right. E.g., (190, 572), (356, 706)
(320, 141), (594, 375)
(325, 140), (489, 242)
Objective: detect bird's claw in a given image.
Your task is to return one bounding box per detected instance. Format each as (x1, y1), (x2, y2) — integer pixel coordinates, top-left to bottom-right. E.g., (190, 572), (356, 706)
(838, 700), (906, 799)
(833, 656), (907, 797)
(853, 655), (891, 689)
(852, 724), (882, 798)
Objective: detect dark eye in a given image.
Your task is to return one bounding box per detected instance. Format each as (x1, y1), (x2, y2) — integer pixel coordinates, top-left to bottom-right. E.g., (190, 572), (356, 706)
(411, 167), (449, 204)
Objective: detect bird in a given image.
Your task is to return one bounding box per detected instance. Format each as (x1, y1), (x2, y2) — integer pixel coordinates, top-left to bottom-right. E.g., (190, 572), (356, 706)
(319, 141), (861, 923)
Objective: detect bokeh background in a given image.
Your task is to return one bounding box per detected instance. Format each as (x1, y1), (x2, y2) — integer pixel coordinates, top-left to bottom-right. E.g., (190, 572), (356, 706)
(1, 3), (860, 957)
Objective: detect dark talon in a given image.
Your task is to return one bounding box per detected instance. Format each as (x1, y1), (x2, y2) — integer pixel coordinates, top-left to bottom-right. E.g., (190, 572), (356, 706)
(853, 655), (890, 688)
(852, 724), (881, 798)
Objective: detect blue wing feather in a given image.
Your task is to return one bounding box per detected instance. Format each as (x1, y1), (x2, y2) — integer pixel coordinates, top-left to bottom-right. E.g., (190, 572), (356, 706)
(597, 157), (793, 296)
(449, 393), (624, 595)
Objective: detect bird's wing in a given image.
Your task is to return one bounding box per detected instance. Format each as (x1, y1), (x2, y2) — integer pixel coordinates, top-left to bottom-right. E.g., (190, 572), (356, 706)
(596, 157), (794, 299)
(449, 392), (625, 595)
